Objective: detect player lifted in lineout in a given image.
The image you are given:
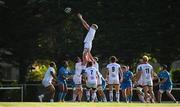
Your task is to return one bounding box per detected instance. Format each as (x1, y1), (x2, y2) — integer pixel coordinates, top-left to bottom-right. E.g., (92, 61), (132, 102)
(77, 13), (98, 65)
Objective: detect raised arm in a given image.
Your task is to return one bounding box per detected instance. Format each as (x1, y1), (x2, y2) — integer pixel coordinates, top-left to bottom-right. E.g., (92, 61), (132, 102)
(77, 13), (90, 30)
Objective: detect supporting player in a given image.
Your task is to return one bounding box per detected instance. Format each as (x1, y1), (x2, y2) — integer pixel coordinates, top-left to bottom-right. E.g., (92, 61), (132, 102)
(134, 58), (146, 103)
(105, 56), (123, 102)
(157, 64), (177, 103)
(85, 61), (99, 102)
(77, 13), (98, 65)
(94, 57), (107, 102)
(38, 62), (56, 102)
(121, 66), (133, 103)
(72, 57), (83, 102)
(57, 60), (70, 102)
(136, 55), (155, 103)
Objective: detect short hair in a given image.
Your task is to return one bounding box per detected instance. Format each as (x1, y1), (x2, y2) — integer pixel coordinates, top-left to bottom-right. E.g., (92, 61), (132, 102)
(50, 61), (56, 67)
(122, 65), (127, 69)
(161, 64), (167, 70)
(142, 55), (149, 62)
(109, 56), (118, 63)
(87, 61), (93, 67)
(94, 57), (99, 62)
(74, 56), (81, 63)
(92, 24), (98, 30)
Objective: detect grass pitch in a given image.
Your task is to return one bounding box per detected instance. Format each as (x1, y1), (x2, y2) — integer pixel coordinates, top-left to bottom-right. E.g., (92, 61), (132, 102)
(0, 102), (179, 107)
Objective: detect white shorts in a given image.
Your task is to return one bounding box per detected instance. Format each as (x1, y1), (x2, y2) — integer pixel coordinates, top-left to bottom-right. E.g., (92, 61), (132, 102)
(42, 80), (52, 88)
(86, 81), (97, 89)
(73, 75), (82, 85)
(159, 89), (172, 94)
(84, 42), (92, 51)
(108, 79), (119, 85)
(142, 80), (153, 86)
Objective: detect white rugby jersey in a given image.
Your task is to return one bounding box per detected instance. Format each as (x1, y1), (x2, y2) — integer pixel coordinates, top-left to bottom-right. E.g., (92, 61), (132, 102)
(84, 27), (96, 43)
(75, 62), (82, 76)
(85, 66), (98, 83)
(137, 63), (153, 85)
(43, 67), (55, 82)
(106, 63), (121, 80)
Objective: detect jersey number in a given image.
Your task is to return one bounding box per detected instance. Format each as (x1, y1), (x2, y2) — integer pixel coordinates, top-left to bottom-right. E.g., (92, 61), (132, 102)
(145, 68), (150, 74)
(112, 66), (115, 72)
(91, 70), (93, 75)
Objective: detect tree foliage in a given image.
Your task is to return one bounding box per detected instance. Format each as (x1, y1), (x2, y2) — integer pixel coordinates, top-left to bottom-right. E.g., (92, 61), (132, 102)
(0, 0), (180, 82)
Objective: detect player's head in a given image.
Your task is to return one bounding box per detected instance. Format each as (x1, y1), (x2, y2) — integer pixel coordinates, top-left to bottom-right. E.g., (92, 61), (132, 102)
(139, 58), (143, 64)
(94, 57), (99, 62)
(91, 24), (98, 30)
(87, 61), (93, 67)
(75, 56), (81, 63)
(161, 64), (167, 70)
(142, 55), (149, 63)
(50, 61), (56, 68)
(109, 56), (118, 63)
(122, 66), (127, 72)
(62, 60), (69, 68)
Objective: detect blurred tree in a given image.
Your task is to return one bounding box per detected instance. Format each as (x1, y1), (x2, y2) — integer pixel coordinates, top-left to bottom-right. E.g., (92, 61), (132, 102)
(0, 0), (180, 83)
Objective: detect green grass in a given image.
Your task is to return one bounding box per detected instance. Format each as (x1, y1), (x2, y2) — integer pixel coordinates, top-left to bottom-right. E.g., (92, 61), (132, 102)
(0, 102), (179, 107)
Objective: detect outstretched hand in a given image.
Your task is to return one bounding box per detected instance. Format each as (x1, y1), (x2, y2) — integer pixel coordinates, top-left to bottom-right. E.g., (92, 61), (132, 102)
(77, 13), (82, 19)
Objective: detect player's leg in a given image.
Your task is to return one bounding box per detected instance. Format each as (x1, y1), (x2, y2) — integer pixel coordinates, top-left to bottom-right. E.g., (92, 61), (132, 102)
(76, 85), (83, 102)
(147, 86), (155, 103)
(58, 82), (65, 102)
(126, 87), (133, 103)
(115, 84), (120, 102)
(108, 84), (113, 102)
(158, 89), (163, 103)
(143, 85), (149, 102)
(82, 48), (89, 65)
(126, 83), (133, 103)
(91, 88), (97, 102)
(121, 83), (127, 102)
(48, 84), (55, 102)
(166, 89), (177, 103)
(62, 81), (68, 102)
(97, 85), (107, 102)
(38, 81), (51, 102)
(136, 86), (145, 103)
(86, 83), (91, 102)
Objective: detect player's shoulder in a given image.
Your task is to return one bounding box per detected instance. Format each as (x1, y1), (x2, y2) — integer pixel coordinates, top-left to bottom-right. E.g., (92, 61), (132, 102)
(146, 63), (153, 67)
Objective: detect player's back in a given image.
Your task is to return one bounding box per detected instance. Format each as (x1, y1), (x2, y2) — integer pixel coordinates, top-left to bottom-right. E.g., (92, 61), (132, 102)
(139, 63), (153, 85)
(158, 70), (172, 86)
(106, 63), (120, 80)
(75, 62), (82, 76)
(123, 70), (133, 83)
(43, 67), (54, 82)
(85, 66), (97, 83)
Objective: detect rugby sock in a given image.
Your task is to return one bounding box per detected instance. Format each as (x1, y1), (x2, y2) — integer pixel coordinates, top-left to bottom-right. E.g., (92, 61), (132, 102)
(92, 92), (97, 102)
(72, 93), (77, 101)
(58, 92), (63, 101)
(103, 95), (107, 102)
(122, 97), (127, 102)
(116, 92), (120, 102)
(50, 99), (54, 102)
(86, 90), (90, 102)
(109, 91), (113, 102)
(128, 95), (132, 102)
(62, 92), (67, 101)
(139, 94), (145, 103)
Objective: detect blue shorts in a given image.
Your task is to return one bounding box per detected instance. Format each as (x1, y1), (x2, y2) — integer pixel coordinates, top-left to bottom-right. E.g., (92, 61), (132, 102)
(121, 82), (132, 90)
(159, 85), (172, 93)
(57, 79), (67, 85)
